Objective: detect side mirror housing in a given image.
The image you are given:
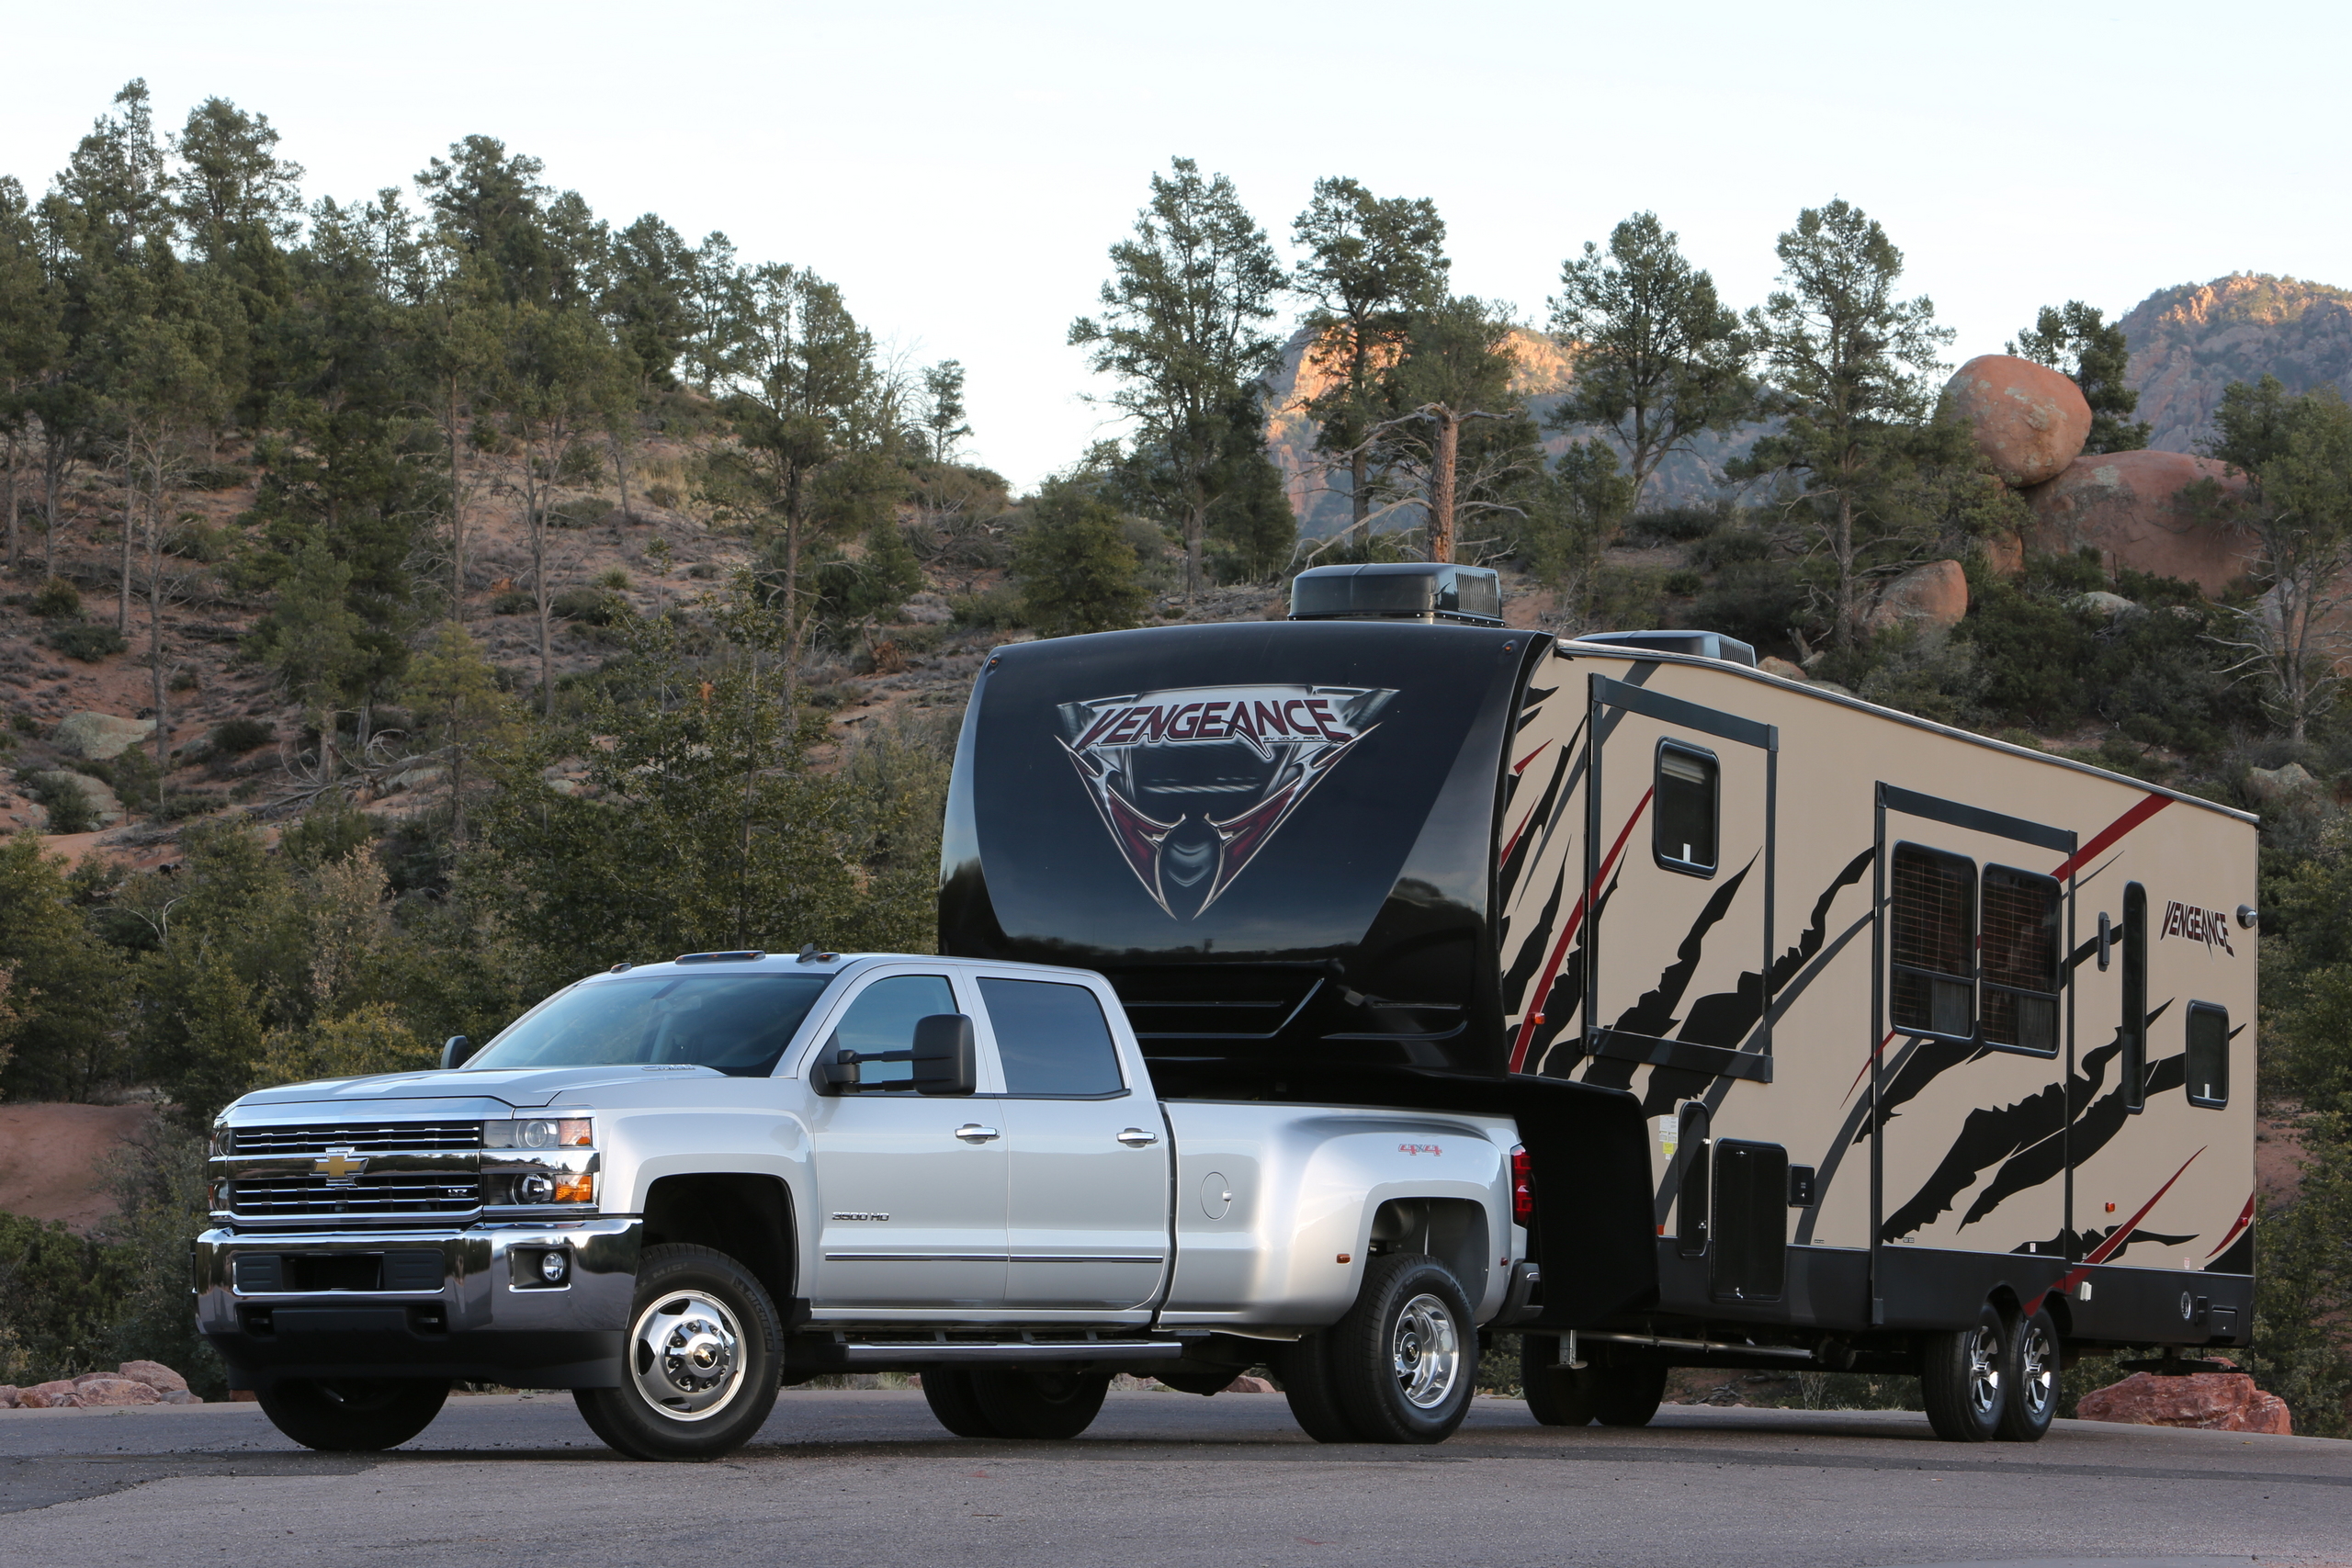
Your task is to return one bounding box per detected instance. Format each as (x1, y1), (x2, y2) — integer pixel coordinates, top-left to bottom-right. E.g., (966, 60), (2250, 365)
(814, 1050), (861, 1094)
(909, 1014), (977, 1097)
(440, 1036), (474, 1070)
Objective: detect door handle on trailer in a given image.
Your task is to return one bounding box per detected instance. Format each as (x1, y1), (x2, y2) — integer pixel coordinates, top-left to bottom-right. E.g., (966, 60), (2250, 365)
(1116, 1127), (1159, 1146)
(954, 1123), (1001, 1144)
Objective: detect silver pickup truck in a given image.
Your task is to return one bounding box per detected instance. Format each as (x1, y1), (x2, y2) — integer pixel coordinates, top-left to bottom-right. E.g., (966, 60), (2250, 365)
(197, 950), (1537, 1458)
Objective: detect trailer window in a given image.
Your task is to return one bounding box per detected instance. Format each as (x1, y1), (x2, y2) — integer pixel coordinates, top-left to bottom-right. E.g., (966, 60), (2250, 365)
(1891, 844), (1975, 1039)
(1654, 742), (1718, 876)
(1981, 865), (2061, 1055)
(2121, 883), (2148, 1111)
(2186, 1002), (2229, 1109)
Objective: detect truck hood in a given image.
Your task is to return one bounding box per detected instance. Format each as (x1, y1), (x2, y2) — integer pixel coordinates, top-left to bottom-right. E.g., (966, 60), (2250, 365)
(231, 1063), (726, 1113)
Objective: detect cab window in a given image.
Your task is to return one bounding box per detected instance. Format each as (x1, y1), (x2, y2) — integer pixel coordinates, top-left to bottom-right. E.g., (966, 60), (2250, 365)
(979, 978), (1125, 1097)
(826, 975), (957, 1090)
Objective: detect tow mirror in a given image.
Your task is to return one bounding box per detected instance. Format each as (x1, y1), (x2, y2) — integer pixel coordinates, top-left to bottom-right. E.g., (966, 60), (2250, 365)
(812, 1015), (977, 1096)
(908, 1014), (978, 1097)
(441, 1036), (474, 1070)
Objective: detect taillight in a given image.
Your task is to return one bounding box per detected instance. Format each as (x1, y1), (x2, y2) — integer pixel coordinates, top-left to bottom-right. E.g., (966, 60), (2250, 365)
(1510, 1145), (1535, 1224)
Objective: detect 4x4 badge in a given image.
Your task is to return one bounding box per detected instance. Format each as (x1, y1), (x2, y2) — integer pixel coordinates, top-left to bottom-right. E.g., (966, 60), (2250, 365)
(1057, 683), (1396, 919)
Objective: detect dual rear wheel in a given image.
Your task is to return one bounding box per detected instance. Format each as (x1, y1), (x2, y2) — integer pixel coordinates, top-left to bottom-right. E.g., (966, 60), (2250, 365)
(1279, 1254), (1477, 1445)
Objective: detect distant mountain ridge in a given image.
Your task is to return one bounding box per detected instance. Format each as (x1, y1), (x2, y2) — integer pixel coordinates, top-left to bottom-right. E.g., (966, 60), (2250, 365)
(2120, 274), (2352, 453)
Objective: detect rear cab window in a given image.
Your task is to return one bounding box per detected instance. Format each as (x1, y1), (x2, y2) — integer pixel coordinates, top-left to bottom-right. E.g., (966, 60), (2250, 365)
(978, 977), (1127, 1098)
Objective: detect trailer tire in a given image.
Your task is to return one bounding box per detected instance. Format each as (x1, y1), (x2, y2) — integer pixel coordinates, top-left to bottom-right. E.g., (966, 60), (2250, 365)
(1329, 1253), (1476, 1444)
(969, 1368), (1111, 1439)
(1920, 1301), (2008, 1443)
(1591, 1361), (1668, 1427)
(1278, 1331), (1365, 1443)
(1996, 1304), (2057, 1443)
(255, 1377), (449, 1451)
(572, 1243), (781, 1461)
(1521, 1336), (1600, 1427)
(920, 1369), (1006, 1438)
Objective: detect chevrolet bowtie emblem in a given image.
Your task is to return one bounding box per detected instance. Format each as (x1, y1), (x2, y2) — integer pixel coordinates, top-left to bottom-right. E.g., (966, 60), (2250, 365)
(314, 1147), (368, 1184)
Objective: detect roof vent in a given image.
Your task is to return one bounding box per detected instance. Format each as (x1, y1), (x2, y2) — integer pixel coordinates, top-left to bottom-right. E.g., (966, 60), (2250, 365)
(1572, 629), (1758, 667)
(1289, 563), (1503, 626)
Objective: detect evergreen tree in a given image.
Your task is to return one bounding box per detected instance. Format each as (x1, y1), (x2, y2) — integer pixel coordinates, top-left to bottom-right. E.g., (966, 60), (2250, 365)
(2007, 299), (2149, 455)
(1291, 178), (1449, 529)
(0, 176), (65, 575)
(1366, 295), (1541, 562)
(1070, 158), (1283, 598)
(404, 620), (526, 850)
(919, 359), (970, 463)
(1014, 480), (1148, 637)
(1548, 211), (1752, 510)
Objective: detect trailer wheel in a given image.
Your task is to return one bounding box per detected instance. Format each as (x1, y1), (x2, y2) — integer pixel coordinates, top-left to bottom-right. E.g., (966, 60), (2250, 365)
(969, 1368), (1111, 1439)
(1328, 1253), (1476, 1444)
(1278, 1331), (1364, 1443)
(1591, 1361), (1668, 1427)
(1920, 1301), (2008, 1442)
(920, 1369), (1006, 1438)
(1996, 1305), (2057, 1443)
(255, 1377), (449, 1451)
(1520, 1336), (1600, 1427)
(571, 1244), (781, 1461)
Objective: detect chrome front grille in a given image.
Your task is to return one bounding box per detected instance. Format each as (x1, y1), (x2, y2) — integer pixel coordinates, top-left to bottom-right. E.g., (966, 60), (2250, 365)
(232, 1122), (481, 1156)
(227, 1174), (483, 1215)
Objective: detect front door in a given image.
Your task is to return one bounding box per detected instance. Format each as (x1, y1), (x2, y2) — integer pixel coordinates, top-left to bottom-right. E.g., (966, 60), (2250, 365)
(807, 972), (1008, 1310)
(982, 974), (1171, 1314)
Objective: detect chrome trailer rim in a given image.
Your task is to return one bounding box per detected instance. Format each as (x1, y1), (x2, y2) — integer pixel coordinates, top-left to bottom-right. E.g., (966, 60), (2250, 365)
(2016, 1319), (2053, 1419)
(1391, 1292), (1462, 1410)
(628, 1291), (745, 1422)
(1966, 1325), (2004, 1419)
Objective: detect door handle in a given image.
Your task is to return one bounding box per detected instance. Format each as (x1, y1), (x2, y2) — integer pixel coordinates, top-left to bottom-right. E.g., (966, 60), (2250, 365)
(954, 1123), (1001, 1144)
(1116, 1127), (1159, 1146)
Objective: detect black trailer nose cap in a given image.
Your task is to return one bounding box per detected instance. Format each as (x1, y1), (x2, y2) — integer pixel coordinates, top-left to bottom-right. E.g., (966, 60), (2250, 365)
(1289, 563), (1502, 626)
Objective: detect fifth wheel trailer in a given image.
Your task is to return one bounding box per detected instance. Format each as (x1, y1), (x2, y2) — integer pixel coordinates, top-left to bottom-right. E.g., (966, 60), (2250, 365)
(941, 564), (2257, 1440)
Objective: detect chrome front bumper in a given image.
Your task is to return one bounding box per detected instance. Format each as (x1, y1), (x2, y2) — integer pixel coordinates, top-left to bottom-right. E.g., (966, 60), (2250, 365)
(194, 1219), (640, 1391)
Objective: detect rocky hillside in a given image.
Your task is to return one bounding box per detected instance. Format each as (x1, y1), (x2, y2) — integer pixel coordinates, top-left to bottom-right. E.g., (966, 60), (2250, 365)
(2120, 273), (2352, 453)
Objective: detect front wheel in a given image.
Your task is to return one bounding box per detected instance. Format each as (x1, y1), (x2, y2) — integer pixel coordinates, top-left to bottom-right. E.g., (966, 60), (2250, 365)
(1996, 1305), (2057, 1443)
(1920, 1301), (2007, 1443)
(255, 1377), (449, 1451)
(1327, 1254), (1476, 1444)
(572, 1244), (781, 1461)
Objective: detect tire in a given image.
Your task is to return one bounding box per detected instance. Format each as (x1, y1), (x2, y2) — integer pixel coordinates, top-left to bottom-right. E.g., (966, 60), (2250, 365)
(1277, 1331), (1364, 1443)
(1521, 1335), (1598, 1427)
(1996, 1305), (2057, 1443)
(255, 1377), (449, 1451)
(1327, 1254), (1476, 1444)
(1590, 1361), (1667, 1427)
(1920, 1301), (2007, 1443)
(969, 1368), (1111, 1439)
(921, 1369), (1006, 1438)
(572, 1243), (781, 1461)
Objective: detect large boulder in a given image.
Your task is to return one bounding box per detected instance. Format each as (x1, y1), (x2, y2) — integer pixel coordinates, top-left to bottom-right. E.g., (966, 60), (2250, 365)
(2025, 450), (2256, 594)
(116, 1359), (188, 1395)
(2075, 1370), (2290, 1434)
(18, 1379), (81, 1408)
(1867, 559), (1969, 637)
(70, 1374), (161, 1407)
(1945, 355), (2093, 487)
(30, 770), (124, 829)
(51, 711), (154, 761)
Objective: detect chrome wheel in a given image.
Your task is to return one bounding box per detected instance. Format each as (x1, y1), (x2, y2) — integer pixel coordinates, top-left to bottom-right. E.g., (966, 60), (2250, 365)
(2014, 1317), (2054, 1420)
(1390, 1292), (1462, 1410)
(1964, 1325), (2003, 1419)
(628, 1291), (744, 1422)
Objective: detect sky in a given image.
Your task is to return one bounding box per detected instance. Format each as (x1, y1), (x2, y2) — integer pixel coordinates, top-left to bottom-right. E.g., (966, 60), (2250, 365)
(5, 0), (2345, 489)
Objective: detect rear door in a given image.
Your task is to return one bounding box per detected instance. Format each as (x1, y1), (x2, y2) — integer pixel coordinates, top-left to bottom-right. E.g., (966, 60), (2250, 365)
(804, 969), (1009, 1310)
(983, 974), (1171, 1314)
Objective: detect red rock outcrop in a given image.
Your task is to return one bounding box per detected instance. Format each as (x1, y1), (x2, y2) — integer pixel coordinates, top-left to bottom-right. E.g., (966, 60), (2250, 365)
(2075, 1370), (2290, 1434)
(2120, 274), (2352, 453)
(18, 1379), (80, 1408)
(1945, 355), (2093, 486)
(1867, 559), (1969, 637)
(70, 1374), (161, 1407)
(2024, 450), (2256, 594)
(116, 1359), (188, 1394)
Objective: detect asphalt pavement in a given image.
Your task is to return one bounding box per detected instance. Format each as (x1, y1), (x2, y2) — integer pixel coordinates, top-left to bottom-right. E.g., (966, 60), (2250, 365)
(2, 1389), (2346, 1567)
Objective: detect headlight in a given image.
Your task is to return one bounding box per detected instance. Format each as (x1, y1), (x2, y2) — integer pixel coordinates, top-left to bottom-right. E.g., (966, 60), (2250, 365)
(209, 1123), (231, 1158)
(483, 1117), (593, 1149)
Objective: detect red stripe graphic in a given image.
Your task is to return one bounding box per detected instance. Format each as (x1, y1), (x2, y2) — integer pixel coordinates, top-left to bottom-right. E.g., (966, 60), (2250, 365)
(1513, 742), (1551, 775)
(1843, 1029), (1899, 1106)
(1507, 786), (1655, 1075)
(2052, 793), (2171, 882)
(2206, 1190), (2256, 1259)
(2036, 1147), (2205, 1313)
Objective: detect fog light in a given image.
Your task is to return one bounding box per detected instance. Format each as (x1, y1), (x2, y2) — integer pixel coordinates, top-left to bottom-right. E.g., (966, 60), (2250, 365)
(538, 1250), (570, 1285)
(519, 1174), (556, 1203)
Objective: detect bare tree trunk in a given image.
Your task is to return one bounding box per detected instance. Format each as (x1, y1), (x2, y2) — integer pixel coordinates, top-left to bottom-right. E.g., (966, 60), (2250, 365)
(1183, 506), (1204, 602)
(1428, 411), (1460, 564)
(3, 429), (18, 575)
(448, 748), (467, 851)
(118, 463), (136, 634)
(41, 432), (64, 577)
(446, 385), (468, 620)
(609, 424), (632, 526)
(1835, 491), (1858, 649)
(1350, 449), (1369, 530)
(146, 480), (168, 811)
(529, 501), (554, 719)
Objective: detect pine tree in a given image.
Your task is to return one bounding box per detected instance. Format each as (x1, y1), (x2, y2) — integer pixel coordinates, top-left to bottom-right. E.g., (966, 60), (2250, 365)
(1014, 480), (1149, 636)
(2007, 300), (2149, 455)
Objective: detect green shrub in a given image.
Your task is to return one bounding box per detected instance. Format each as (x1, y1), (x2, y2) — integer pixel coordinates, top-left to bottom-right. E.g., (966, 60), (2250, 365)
(551, 587), (619, 625)
(1688, 530), (1774, 570)
(9, 713), (36, 736)
(209, 717), (275, 755)
(187, 462), (248, 491)
(949, 585), (1029, 632)
(31, 578), (82, 618)
(1663, 569), (1704, 597)
(1623, 505), (1726, 545)
(23, 773), (98, 834)
(46, 623), (129, 662)
(0, 1211), (132, 1380)
(1695, 560), (1808, 650)
(491, 589), (536, 616)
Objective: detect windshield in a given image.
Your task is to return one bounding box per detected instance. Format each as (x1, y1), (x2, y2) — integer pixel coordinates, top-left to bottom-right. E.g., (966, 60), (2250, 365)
(464, 974), (836, 1077)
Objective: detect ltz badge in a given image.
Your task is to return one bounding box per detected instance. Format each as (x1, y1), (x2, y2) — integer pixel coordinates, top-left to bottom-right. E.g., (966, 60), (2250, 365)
(1057, 683), (1396, 919)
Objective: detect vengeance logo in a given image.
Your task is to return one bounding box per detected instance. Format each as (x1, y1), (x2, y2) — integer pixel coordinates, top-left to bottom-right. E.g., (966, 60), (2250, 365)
(1058, 683), (1396, 919)
(2160, 899), (2237, 956)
